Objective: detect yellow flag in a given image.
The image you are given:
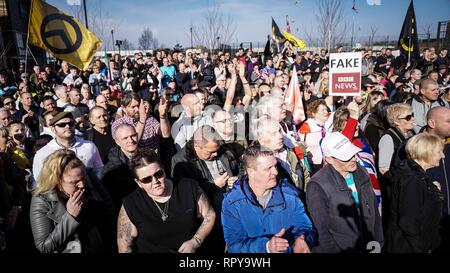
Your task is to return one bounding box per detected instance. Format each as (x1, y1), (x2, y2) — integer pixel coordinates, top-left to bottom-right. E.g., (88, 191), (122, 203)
(282, 31), (306, 50)
(27, 0), (102, 70)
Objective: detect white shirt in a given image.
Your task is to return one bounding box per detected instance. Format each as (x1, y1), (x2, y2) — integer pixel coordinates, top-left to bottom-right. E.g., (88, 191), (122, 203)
(32, 137), (104, 188)
(171, 112), (213, 151)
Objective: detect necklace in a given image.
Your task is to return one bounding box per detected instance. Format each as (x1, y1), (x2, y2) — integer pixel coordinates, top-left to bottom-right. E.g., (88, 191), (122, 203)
(152, 198), (169, 222)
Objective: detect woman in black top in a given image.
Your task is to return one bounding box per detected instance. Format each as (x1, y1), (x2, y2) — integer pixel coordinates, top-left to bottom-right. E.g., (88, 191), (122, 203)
(384, 133), (444, 253)
(117, 150), (215, 253)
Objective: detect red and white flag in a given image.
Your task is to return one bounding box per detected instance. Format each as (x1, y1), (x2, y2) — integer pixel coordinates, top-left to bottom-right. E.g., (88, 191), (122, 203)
(284, 66), (305, 125)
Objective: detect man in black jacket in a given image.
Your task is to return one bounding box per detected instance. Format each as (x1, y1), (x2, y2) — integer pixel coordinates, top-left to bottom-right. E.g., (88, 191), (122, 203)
(171, 125), (241, 253)
(425, 107), (450, 252)
(306, 132), (383, 253)
(101, 123), (138, 216)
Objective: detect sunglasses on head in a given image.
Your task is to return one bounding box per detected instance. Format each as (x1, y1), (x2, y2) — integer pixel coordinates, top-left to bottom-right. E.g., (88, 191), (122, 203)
(138, 169), (164, 184)
(54, 121), (75, 128)
(400, 113), (414, 121)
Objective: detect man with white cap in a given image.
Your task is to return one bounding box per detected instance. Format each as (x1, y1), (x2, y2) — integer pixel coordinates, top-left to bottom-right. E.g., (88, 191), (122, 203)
(305, 132), (383, 253)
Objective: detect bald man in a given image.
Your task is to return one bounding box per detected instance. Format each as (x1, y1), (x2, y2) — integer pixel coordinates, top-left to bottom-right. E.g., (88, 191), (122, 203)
(425, 107), (450, 140)
(171, 94), (214, 150)
(426, 106), (450, 251)
(410, 79), (440, 133)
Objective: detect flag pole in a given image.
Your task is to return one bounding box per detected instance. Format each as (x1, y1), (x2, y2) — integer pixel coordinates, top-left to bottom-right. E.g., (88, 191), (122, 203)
(25, 0), (34, 73)
(408, 34), (412, 65)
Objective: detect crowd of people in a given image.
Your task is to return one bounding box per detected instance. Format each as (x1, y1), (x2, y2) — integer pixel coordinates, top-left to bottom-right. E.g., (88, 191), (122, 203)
(0, 42), (449, 253)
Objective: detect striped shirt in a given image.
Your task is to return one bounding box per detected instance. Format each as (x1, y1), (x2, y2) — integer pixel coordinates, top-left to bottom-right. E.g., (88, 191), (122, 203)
(112, 115), (160, 153)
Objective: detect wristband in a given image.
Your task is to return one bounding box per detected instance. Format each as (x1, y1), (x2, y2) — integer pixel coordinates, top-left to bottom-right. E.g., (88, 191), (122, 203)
(193, 234), (202, 247)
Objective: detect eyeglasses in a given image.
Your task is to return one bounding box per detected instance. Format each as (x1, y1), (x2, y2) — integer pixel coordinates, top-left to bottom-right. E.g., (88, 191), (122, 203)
(138, 169), (164, 184)
(54, 121), (76, 128)
(3, 101), (13, 105)
(399, 113), (414, 121)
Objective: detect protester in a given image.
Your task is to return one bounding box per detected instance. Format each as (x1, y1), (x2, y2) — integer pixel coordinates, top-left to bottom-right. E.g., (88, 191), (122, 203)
(384, 133), (444, 253)
(30, 149), (114, 253)
(306, 132), (383, 253)
(222, 145), (315, 253)
(117, 150), (215, 253)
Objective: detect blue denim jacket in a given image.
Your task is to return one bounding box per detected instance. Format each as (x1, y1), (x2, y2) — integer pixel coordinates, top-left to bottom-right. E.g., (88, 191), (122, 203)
(222, 176), (316, 253)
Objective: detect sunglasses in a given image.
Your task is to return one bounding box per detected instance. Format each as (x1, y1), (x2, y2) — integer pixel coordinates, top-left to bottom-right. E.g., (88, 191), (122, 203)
(399, 113), (414, 121)
(3, 101), (14, 105)
(54, 121), (76, 128)
(138, 169), (164, 184)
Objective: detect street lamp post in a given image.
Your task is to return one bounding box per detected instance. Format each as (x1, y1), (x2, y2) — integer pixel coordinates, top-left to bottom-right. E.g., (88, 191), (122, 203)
(111, 29), (115, 53)
(190, 27), (193, 49)
(217, 36), (220, 51)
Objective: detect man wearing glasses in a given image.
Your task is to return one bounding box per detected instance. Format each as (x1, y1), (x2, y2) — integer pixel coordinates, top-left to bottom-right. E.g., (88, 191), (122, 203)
(32, 111), (103, 189)
(306, 132), (383, 253)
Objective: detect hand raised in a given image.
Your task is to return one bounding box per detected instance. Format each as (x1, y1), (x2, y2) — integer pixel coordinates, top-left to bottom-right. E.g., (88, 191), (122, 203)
(66, 188), (84, 218)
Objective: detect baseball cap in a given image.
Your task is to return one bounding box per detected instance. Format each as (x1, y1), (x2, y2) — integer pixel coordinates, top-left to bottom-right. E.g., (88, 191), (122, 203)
(48, 111), (74, 126)
(321, 132), (361, 161)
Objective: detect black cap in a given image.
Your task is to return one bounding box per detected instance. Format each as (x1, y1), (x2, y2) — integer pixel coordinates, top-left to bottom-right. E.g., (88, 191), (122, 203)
(48, 111), (74, 126)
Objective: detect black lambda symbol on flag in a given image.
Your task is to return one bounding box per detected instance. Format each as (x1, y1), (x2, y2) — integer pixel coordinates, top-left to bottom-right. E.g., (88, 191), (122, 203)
(40, 14), (82, 55)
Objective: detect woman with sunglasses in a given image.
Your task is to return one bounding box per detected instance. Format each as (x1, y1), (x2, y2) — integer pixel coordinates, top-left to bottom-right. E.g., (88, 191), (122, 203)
(378, 103), (415, 176)
(30, 149), (115, 253)
(117, 150), (215, 253)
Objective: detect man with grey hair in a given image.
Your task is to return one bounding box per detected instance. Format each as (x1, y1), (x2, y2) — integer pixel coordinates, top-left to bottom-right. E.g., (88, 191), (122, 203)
(255, 116), (309, 193)
(101, 123), (139, 215)
(54, 85), (70, 109)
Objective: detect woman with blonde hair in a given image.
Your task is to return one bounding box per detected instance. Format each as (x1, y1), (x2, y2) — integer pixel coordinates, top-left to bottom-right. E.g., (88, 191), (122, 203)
(30, 149), (114, 253)
(378, 103), (415, 175)
(385, 133), (444, 253)
(360, 91), (385, 131)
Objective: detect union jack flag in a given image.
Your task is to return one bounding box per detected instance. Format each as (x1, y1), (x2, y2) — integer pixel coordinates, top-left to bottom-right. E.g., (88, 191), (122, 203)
(355, 137), (382, 215)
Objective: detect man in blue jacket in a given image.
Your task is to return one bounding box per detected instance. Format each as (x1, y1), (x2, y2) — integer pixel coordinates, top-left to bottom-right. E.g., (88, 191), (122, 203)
(221, 145), (315, 253)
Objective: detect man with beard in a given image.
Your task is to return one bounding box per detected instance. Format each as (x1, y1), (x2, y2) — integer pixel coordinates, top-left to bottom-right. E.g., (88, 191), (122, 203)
(112, 92), (170, 154)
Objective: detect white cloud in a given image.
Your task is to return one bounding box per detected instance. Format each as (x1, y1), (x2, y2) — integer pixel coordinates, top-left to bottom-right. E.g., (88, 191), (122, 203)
(66, 0), (81, 5)
(367, 0), (382, 5)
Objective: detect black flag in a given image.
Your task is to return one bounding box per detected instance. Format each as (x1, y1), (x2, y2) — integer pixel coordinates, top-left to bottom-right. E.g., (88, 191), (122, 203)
(264, 35), (271, 59)
(272, 18), (286, 52)
(398, 0), (420, 61)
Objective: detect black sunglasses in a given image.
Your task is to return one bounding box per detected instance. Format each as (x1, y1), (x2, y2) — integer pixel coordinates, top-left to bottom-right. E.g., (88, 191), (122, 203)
(3, 101), (14, 105)
(400, 113), (414, 121)
(54, 121), (76, 128)
(138, 169), (164, 184)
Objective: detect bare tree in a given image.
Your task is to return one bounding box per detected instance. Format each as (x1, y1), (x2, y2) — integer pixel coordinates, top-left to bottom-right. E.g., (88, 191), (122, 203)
(187, 1), (236, 54)
(369, 26), (378, 48)
(122, 39), (135, 51)
(138, 28), (160, 51)
(422, 23), (434, 40)
(306, 0), (349, 51)
(67, 0), (121, 52)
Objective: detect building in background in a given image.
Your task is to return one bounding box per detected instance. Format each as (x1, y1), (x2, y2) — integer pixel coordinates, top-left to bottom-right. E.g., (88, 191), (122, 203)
(0, 0), (46, 70)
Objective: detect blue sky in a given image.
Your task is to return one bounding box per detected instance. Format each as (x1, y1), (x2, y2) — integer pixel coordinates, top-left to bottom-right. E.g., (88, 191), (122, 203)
(47, 0), (450, 49)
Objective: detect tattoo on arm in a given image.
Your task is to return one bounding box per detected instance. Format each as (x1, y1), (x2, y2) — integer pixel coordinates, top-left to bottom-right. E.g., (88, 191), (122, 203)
(117, 206), (136, 253)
